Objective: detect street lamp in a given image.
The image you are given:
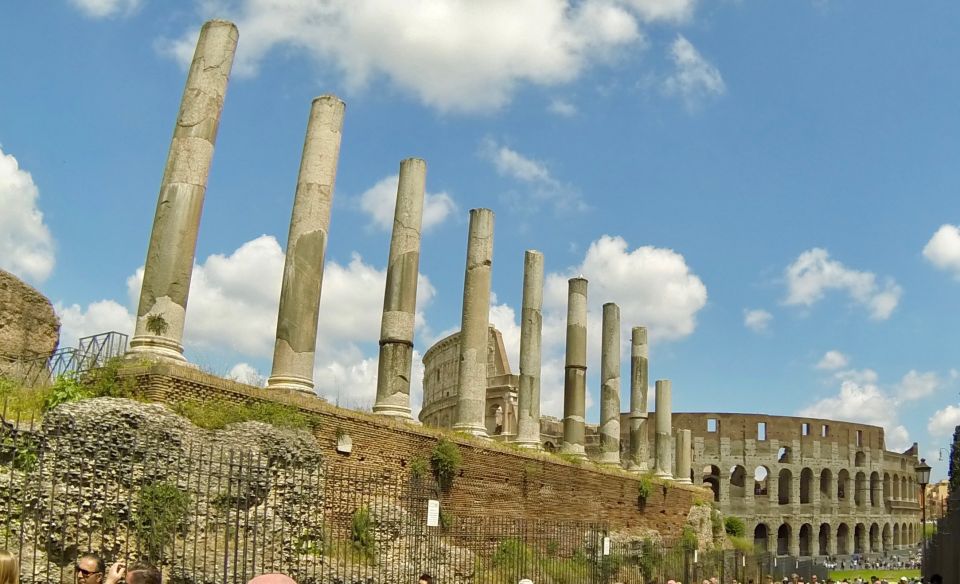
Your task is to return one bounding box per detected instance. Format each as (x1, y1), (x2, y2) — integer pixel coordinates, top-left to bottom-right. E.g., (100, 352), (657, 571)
(915, 458), (931, 577)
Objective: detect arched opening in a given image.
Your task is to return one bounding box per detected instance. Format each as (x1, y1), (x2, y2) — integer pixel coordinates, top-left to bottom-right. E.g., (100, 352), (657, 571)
(489, 404), (504, 435)
(854, 471), (867, 507)
(754, 466), (770, 496)
(907, 477), (914, 500)
(819, 468), (833, 503)
(893, 523), (900, 548)
(702, 465), (721, 502)
(754, 523), (770, 553)
(870, 471), (881, 507)
(883, 472), (891, 503)
(543, 441), (556, 452)
(799, 523), (813, 557)
(892, 473), (900, 499)
(855, 450), (866, 466)
(800, 468), (814, 504)
(837, 469), (850, 502)
(778, 446), (792, 463)
(837, 523), (850, 555)
(906, 522), (912, 546)
(900, 476), (907, 500)
(854, 523), (866, 554)
(818, 523), (831, 556)
(869, 523), (880, 553)
(777, 523), (791, 556)
(778, 468), (793, 505)
(882, 523), (892, 552)
(730, 465), (747, 498)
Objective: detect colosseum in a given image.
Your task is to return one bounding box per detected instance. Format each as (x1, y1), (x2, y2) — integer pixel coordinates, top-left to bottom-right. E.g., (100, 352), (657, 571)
(420, 326), (923, 558)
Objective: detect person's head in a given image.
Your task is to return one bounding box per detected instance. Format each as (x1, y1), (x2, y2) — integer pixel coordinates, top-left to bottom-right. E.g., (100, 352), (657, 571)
(124, 564), (160, 584)
(75, 554), (104, 584)
(247, 575), (296, 584)
(930, 575), (942, 584)
(418, 574), (433, 584)
(0, 551), (19, 584)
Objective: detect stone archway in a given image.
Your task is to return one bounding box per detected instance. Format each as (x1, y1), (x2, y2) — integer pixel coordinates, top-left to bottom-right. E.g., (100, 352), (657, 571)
(799, 523), (813, 557)
(818, 523), (831, 556)
(778, 468), (793, 505)
(754, 523), (770, 553)
(777, 523), (792, 555)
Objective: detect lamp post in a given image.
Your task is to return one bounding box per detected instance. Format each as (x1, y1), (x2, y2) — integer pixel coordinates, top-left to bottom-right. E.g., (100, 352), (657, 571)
(915, 458), (931, 577)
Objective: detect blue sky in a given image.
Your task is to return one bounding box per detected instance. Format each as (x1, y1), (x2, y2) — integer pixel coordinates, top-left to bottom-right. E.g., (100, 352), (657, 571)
(2, 0), (959, 479)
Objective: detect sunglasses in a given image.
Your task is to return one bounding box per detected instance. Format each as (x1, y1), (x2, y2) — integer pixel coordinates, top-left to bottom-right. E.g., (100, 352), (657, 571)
(75, 567), (102, 577)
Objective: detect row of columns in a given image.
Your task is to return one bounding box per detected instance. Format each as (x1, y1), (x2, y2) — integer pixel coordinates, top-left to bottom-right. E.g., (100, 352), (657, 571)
(124, 21), (689, 476)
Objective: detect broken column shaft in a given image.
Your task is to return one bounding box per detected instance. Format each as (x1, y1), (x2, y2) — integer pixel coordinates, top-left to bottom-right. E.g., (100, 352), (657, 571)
(452, 208), (494, 437)
(598, 302), (621, 465)
(266, 95), (346, 395)
(629, 326), (649, 471)
(515, 250), (544, 449)
(654, 379), (673, 479)
(128, 20), (238, 362)
(373, 158), (426, 419)
(561, 277), (588, 457)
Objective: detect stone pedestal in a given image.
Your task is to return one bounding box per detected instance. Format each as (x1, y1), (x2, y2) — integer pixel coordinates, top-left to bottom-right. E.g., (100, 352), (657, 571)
(628, 326), (649, 471)
(515, 250), (544, 449)
(598, 302), (621, 466)
(373, 158), (426, 419)
(561, 277), (588, 457)
(266, 95), (346, 395)
(654, 379), (673, 479)
(128, 20), (238, 362)
(452, 209), (494, 437)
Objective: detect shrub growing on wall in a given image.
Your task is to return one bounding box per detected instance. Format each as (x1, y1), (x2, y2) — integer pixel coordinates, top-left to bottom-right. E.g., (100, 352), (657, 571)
(724, 516), (745, 537)
(430, 438), (462, 491)
(134, 481), (191, 561)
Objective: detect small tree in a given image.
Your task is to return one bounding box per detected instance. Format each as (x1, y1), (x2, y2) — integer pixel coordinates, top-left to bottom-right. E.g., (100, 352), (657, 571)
(949, 424), (960, 496)
(430, 438), (462, 491)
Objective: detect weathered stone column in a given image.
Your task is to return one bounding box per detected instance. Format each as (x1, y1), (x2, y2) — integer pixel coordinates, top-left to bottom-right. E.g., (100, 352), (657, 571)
(628, 326), (649, 471)
(265, 96), (346, 394)
(128, 20), (238, 362)
(598, 302), (621, 465)
(561, 277), (588, 457)
(514, 250), (544, 449)
(452, 209), (494, 437)
(675, 429), (692, 484)
(373, 158), (426, 418)
(654, 379), (673, 479)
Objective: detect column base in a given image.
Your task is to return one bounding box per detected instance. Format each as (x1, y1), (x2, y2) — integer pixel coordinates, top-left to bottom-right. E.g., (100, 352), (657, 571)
(266, 374), (316, 397)
(452, 422), (489, 438)
(513, 439), (542, 450)
(654, 469), (674, 480)
(675, 478), (693, 485)
(127, 334), (188, 363)
(372, 403), (415, 421)
(560, 442), (587, 458)
(598, 453), (621, 466)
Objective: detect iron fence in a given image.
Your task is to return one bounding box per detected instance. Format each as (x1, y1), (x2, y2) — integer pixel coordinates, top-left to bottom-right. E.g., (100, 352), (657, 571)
(0, 331), (128, 388)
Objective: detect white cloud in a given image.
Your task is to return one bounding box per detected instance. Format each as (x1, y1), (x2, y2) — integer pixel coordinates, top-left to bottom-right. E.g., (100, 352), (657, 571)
(358, 174), (456, 232)
(928, 404), (960, 437)
(480, 138), (586, 212)
(622, 0), (696, 23)
(783, 248), (902, 320)
(661, 35), (725, 110)
(923, 224), (960, 279)
(227, 362), (266, 386)
(68, 0), (141, 18)
(159, 0), (651, 113)
(895, 370), (941, 401)
(55, 300), (134, 350)
(743, 309), (772, 333)
(816, 350), (849, 371)
(548, 98), (577, 117)
(0, 146), (55, 284)
(482, 138), (556, 183)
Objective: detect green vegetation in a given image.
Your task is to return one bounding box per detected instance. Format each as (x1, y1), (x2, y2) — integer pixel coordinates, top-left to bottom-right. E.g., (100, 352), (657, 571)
(950, 424), (960, 496)
(479, 538), (601, 584)
(924, 522), (937, 537)
(430, 438), (462, 491)
(349, 506), (376, 560)
(145, 313), (169, 337)
(728, 535), (754, 553)
(709, 508), (724, 541)
(637, 475), (653, 503)
(724, 516), (745, 537)
(0, 377), (48, 422)
(172, 398), (310, 430)
(439, 508), (454, 529)
(680, 525), (699, 551)
(408, 456), (428, 480)
(133, 481), (192, 560)
(43, 374), (91, 411)
(829, 569), (919, 581)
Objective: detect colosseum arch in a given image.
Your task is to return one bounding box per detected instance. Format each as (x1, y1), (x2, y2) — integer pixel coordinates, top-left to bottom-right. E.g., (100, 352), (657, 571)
(818, 523), (831, 556)
(892, 473), (900, 499)
(882, 523), (891, 552)
(819, 468), (833, 504)
(778, 468), (793, 505)
(754, 523), (770, 553)
(799, 523), (813, 556)
(883, 472), (891, 502)
(777, 523), (792, 555)
(777, 446), (792, 463)
(703, 464), (721, 502)
(730, 464), (748, 500)
(870, 471), (881, 507)
(838, 469), (851, 502)
(800, 468), (814, 504)
(900, 476), (908, 500)
(869, 522), (880, 553)
(754, 466), (770, 496)
(855, 450), (866, 466)
(907, 477), (914, 500)
(892, 523), (900, 547)
(837, 523), (850, 555)
(854, 471), (867, 507)
(854, 523), (866, 554)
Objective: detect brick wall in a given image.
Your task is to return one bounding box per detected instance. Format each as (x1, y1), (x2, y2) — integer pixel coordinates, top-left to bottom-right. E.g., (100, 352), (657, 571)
(121, 362), (708, 537)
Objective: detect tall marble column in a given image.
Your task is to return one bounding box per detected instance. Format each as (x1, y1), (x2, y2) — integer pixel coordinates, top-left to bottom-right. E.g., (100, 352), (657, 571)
(654, 379), (673, 479)
(266, 95), (346, 394)
(452, 209), (494, 437)
(628, 326), (649, 471)
(561, 277), (588, 457)
(373, 158), (426, 418)
(128, 20), (239, 362)
(514, 250), (544, 449)
(675, 429), (693, 484)
(598, 302), (621, 465)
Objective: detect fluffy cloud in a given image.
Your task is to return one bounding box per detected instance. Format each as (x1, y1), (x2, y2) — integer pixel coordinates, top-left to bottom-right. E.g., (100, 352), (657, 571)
(159, 0), (652, 113)
(548, 99), (577, 117)
(227, 362), (266, 386)
(358, 174), (456, 232)
(0, 146), (55, 284)
(895, 370), (941, 401)
(480, 138), (585, 212)
(816, 350), (849, 371)
(55, 300), (134, 350)
(923, 224), (960, 279)
(661, 35), (725, 110)
(743, 309), (772, 333)
(928, 404), (960, 437)
(68, 0), (141, 18)
(784, 248), (902, 320)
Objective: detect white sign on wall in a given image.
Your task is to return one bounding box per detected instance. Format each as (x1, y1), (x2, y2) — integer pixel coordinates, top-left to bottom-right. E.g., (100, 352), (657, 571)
(602, 537), (610, 556)
(426, 500), (440, 527)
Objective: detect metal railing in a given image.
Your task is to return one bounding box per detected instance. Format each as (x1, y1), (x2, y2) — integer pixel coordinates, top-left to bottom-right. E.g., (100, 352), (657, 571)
(0, 331), (128, 387)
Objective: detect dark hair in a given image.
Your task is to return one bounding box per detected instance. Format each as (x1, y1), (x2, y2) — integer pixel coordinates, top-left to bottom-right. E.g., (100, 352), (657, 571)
(126, 563), (161, 584)
(418, 574), (433, 584)
(77, 554), (105, 574)
(930, 575), (942, 584)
